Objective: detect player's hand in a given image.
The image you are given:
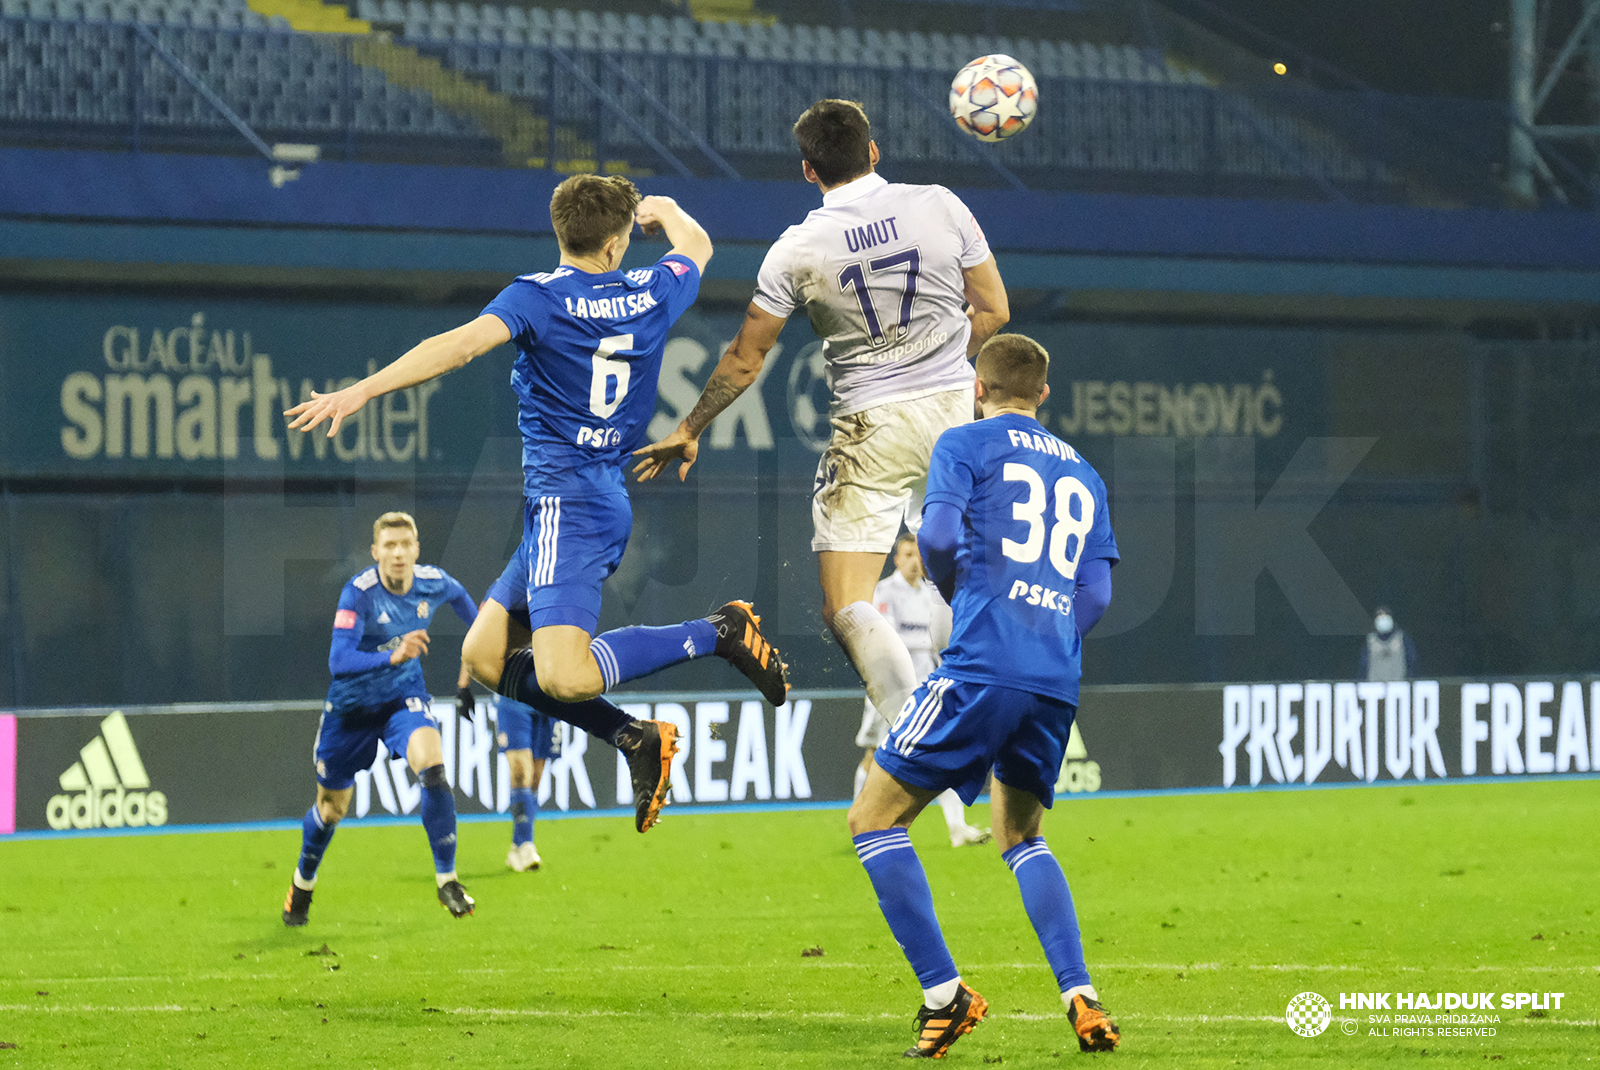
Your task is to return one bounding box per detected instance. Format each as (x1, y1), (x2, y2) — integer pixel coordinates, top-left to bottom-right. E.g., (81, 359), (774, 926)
(634, 196), (679, 237)
(631, 421), (700, 482)
(388, 629), (430, 665)
(284, 382), (371, 437)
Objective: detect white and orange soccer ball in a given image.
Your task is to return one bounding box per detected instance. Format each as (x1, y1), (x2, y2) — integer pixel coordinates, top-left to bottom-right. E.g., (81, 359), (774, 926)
(949, 55), (1038, 142)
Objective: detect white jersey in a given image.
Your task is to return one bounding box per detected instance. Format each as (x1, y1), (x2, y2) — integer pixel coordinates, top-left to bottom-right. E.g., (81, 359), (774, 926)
(873, 571), (947, 680)
(753, 172), (991, 418)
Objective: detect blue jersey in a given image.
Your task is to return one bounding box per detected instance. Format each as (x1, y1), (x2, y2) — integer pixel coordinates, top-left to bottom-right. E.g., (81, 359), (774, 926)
(326, 564), (477, 714)
(482, 253), (702, 499)
(924, 413), (1118, 705)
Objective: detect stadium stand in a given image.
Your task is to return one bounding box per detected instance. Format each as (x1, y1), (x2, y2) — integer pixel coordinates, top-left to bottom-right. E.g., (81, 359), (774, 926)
(0, 0), (1526, 203)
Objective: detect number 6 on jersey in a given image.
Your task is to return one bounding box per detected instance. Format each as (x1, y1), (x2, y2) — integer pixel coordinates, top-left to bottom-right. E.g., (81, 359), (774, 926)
(588, 334), (634, 419)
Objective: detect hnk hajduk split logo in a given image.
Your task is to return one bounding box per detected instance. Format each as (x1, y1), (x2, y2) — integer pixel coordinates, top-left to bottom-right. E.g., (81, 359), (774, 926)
(1286, 991), (1333, 1037)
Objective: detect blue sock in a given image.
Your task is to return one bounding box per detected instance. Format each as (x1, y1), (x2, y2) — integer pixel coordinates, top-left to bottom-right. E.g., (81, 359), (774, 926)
(499, 649), (634, 747)
(509, 786), (537, 847)
(417, 765), (457, 875)
(296, 805), (336, 881)
(853, 828), (959, 990)
(1003, 837), (1092, 992)
(589, 620), (717, 690)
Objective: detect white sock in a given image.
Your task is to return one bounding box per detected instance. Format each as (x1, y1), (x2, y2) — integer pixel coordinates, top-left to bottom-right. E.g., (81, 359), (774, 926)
(1063, 984), (1100, 1007)
(937, 790), (966, 834)
(292, 868), (316, 891)
(832, 601), (918, 723)
(435, 870), (457, 888)
(924, 977), (962, 1009)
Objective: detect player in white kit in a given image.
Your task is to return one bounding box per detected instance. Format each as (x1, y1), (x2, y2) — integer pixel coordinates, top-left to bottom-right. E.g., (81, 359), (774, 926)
(856, 534), (990, 846)
(634, 99), (1010, 757)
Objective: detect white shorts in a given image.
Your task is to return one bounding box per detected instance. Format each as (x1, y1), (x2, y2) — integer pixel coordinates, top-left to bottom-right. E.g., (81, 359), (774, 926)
(856, 699), (890, 749)
(811, 387), (974, 554)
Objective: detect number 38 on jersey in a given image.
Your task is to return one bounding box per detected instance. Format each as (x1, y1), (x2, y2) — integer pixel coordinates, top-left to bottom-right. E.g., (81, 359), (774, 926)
(1001, 462), (1096, 582)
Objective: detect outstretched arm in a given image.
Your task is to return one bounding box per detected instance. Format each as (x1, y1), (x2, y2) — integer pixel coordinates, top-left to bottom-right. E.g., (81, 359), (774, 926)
(631, 301), (787, 481)
(961, 254), (1009, 358)
(285, 314), (512, 437)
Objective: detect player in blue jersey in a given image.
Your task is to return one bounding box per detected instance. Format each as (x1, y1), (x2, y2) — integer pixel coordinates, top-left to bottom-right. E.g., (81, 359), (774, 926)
(846, 335), (1122, 1058)
(286, 175), (789, 836)
(490, 690), (559, 871)
(283, 511), (481, 926)
(461, 542), (565, 871)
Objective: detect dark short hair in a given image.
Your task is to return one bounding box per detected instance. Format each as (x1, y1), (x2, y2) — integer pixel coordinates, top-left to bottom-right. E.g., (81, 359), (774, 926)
(549, 174), (641, 256)
(793, 100), (873, 186)
(975, 334), (1050, 406)
(895, 531), (919, 549)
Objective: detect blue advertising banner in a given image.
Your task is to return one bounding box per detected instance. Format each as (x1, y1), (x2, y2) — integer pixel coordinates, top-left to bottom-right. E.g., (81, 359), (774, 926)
(0, 290), (1339, 482)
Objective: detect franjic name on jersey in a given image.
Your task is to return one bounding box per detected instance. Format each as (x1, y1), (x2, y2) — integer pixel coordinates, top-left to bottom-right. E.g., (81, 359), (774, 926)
(59, 314), (445, 465)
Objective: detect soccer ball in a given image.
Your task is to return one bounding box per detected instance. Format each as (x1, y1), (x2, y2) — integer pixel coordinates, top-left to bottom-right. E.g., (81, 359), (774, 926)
(949, 55), (1038, 142)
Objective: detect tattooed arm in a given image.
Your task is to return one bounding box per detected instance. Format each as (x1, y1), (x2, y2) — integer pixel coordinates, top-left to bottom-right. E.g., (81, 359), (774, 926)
(632, 302), (787, 482)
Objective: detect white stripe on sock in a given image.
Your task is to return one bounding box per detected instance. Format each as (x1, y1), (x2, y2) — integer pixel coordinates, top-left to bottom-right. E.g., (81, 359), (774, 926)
(590, 639), (619, 690)
(854, 831), (912, 863)
(1006, 844), (1053, 871)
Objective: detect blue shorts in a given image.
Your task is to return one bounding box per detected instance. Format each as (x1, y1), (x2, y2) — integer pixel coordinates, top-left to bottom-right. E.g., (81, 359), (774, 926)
(510, 490), (632, 634)
(494, 697), (562, 759)
(486, 542), (533, 630)
(876, 675), (1077, 808)
(314, 695), (438, 790)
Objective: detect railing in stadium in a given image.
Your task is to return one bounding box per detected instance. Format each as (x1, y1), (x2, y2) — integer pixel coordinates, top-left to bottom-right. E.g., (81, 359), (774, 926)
(0, 13), (1549, 207)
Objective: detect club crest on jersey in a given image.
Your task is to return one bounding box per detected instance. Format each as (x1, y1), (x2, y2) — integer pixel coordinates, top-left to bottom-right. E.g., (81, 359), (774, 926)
(416, 601), (430, 619)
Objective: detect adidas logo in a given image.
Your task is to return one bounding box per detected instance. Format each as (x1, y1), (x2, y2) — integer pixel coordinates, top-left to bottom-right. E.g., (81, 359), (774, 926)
(46, 711), (169, 830)
(1054, 721), (1103, 794)
(377, 611), (391, 624)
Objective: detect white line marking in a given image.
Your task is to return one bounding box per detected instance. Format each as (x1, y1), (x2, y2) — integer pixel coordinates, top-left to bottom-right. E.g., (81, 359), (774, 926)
(15, 961), (1597, 987)
(4, 1003), (1592, 1028)
(0, 1004), (186, 1012)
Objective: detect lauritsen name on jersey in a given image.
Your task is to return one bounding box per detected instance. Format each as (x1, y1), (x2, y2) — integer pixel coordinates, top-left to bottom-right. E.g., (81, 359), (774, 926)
(562, 291), (659, 319)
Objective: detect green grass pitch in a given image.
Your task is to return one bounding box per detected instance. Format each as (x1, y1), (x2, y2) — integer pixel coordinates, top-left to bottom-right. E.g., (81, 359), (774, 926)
(2, 779), (1596, 1068)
